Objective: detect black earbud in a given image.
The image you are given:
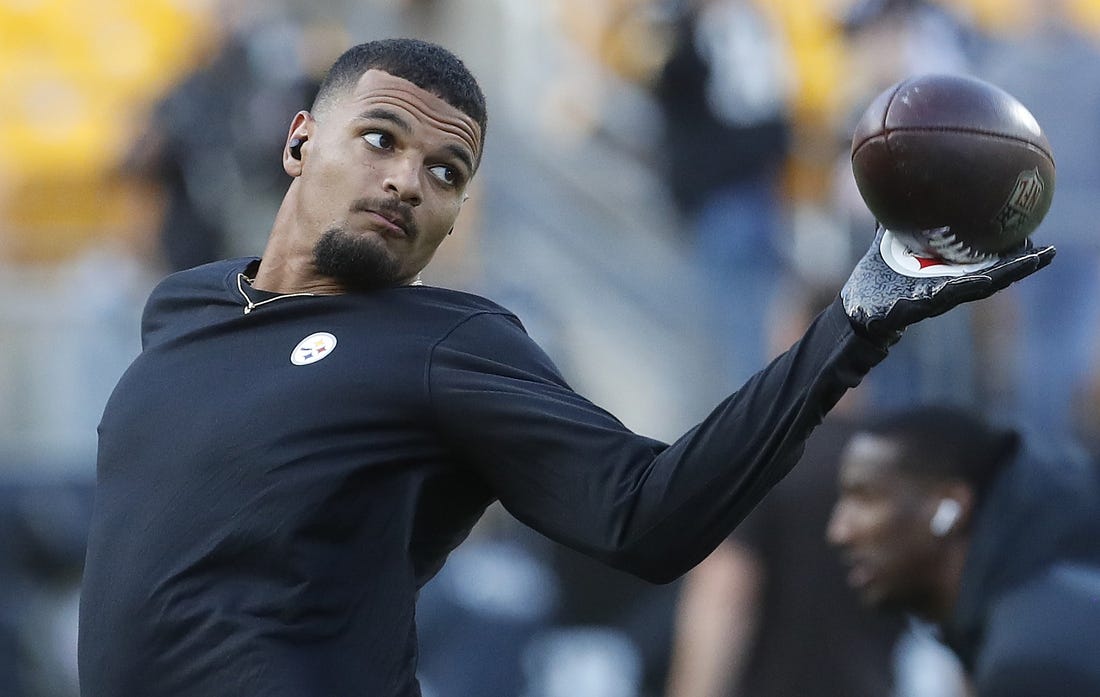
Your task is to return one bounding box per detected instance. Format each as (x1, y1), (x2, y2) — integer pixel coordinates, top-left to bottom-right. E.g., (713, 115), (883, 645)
(289, 137), (306, 160)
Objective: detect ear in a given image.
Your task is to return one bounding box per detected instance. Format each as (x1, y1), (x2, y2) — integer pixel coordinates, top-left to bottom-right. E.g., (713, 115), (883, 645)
(283, 110), (314, 177)
(449, 189), (475, 236)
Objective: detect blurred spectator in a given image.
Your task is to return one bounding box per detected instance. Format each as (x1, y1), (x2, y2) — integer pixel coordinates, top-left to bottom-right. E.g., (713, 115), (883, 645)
(841, 0), (977, 94)
(652, 0), (796, 387)
(538, 527), (679, 697)
(415, 516), (563, 697)
(127, 15), (341, 270)
(971, 7), (1100, 443)
(828, 405), (1100, 696)
(416, 510), (672, 697)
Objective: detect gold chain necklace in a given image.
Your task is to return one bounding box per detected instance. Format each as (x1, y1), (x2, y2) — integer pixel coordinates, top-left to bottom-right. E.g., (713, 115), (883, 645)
(236, 273), (317, 315)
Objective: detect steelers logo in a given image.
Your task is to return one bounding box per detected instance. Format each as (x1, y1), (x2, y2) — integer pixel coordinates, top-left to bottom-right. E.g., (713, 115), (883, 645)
(291, 332), (337, 365)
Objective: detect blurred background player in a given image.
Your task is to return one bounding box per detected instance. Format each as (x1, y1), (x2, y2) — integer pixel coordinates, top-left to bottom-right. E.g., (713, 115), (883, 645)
(124, 11), (334, 272)
(828, 404), (1100, 696)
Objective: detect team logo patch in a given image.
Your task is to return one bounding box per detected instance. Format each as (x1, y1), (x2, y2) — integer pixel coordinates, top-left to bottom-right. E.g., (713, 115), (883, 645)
(879, 229), (995, 278)
(291, 332), (337, 365)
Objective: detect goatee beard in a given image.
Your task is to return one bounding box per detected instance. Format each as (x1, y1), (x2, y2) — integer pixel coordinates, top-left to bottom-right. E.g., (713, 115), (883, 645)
(312, 227), (404, 291)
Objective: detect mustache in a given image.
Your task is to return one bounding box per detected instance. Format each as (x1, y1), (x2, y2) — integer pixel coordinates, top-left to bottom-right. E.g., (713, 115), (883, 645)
(352, 198), (417, 238)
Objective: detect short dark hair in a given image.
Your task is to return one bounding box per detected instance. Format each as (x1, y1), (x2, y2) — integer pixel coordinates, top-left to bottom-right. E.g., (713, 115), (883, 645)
(313, 38), (487, 162)
(858, 405), (1019, 502)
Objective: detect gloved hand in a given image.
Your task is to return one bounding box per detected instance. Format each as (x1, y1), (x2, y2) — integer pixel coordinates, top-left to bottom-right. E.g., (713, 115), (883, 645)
(841, 224), (1056, 346)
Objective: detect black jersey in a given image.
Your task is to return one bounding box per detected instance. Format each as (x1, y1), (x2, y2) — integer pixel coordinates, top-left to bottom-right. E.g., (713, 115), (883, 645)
(79, 258), (885, 697)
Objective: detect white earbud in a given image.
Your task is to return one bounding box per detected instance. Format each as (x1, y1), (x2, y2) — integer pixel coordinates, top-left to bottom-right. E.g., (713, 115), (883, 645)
(930, 498), (962, 537)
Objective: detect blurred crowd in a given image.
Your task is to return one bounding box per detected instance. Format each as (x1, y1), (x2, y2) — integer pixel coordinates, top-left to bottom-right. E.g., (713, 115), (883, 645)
(2, 0), (1100, 695)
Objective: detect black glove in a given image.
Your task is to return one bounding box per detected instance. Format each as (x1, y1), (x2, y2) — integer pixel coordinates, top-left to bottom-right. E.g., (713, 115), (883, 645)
(841, 225), (1056, 346)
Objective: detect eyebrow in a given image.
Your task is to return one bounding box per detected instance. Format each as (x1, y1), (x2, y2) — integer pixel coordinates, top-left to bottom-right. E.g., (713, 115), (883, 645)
(357, 107), (475, 175)
(443, 143), (474, 176)
(358, 108), (412, 133)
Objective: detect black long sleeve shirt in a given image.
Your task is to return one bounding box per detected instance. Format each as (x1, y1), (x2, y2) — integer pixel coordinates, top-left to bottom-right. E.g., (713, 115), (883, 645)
(79, 258), (885, 697)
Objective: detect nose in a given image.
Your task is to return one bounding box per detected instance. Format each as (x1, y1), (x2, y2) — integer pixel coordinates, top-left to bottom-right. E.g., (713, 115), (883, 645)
(383, 156), (422, 207)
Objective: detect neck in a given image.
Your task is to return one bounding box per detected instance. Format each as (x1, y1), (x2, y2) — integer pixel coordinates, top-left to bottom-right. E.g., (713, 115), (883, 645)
(257, 193), (425, 293)
(925, 537), (971, 624)
(251, 257), (342, 296)
(253, 198), (348, 295)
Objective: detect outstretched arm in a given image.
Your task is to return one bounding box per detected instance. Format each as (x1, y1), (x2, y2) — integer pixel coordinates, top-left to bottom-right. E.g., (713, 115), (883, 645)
(430, 300), (883, 583)
(430, 226), (1053, 583)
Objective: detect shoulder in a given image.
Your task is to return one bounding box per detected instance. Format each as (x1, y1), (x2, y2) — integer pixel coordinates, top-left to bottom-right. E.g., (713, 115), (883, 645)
(345, 287), (528, 361)
(413, 288), (567, 387)
(386, 286), (531, 346)
(145, 258), (251, 310)
(975, 648), (1100, 696)
(975, 563), (1100, 695)
(396, 286), (521, 325)
(141, 259), (253, 341)
(987, 562), (1100, 639)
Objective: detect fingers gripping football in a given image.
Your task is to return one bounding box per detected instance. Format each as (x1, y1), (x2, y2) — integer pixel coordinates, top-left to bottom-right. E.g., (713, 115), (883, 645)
(841, 225), (1056, 346)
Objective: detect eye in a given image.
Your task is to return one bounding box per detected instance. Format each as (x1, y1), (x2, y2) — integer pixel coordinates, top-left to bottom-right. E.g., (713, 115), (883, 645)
(428, 164), (460, 186)
(363, 131), (393, 149)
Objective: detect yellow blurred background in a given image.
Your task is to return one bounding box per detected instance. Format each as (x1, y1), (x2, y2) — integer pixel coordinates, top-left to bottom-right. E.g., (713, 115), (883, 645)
(6, 0), (1097, 262)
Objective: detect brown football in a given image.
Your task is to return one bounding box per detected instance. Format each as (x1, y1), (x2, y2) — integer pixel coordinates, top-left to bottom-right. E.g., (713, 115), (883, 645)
(851, 73), (1055, 261)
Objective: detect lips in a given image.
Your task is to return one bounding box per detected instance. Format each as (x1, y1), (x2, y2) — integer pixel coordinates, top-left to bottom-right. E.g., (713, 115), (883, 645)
(846, 563), (874, 590)
(365, 209), (407, 237)
(840, 553), (876, 590)
(349, 197), (412, 235)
